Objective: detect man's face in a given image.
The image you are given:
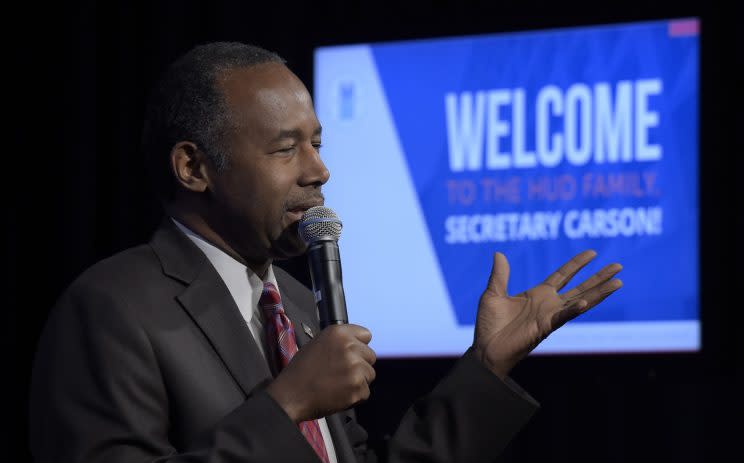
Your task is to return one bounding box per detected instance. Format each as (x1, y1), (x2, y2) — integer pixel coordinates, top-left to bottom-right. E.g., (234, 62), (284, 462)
(206, 63), (329, 263)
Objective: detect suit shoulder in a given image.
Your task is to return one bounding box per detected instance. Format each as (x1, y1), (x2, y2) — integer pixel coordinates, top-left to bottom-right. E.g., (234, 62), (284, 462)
(71, 244), (164, 294)
(50, 243), (178, 327)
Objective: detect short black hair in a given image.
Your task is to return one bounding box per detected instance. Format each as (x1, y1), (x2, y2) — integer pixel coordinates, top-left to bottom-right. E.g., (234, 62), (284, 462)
(142, 42), (285, 200)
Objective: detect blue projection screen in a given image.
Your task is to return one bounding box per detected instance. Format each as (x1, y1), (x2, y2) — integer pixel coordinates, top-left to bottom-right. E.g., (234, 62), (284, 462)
(314, 18), (700, 356)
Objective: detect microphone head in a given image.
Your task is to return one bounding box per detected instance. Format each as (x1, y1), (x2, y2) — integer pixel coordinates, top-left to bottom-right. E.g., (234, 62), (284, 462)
(298, 206), (343, 244)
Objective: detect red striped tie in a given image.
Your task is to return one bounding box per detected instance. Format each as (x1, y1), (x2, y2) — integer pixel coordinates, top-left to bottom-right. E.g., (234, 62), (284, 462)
(260, 282), (330, 463)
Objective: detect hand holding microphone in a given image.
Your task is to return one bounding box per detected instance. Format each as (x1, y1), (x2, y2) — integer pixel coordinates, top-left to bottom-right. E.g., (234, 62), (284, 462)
(266, 206), (377, 422)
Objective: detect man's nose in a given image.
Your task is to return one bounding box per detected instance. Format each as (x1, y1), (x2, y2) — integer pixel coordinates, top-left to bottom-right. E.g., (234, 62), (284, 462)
(300, 145), (330, 186)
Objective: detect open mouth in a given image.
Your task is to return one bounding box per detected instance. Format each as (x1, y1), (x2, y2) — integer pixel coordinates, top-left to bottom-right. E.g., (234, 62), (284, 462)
(286, 201), (323, 222)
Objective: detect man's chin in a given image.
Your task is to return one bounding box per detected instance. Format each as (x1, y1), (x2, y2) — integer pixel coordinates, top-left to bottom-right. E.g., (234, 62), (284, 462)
(270, 227), (308, 260)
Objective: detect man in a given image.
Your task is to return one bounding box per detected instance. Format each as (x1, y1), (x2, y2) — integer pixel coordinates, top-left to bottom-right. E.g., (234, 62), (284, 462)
(29, 42), (622, 462)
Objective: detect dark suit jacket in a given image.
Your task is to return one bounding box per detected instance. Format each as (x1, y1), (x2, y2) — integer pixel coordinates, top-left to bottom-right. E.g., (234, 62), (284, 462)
(30, 220), (538, 462)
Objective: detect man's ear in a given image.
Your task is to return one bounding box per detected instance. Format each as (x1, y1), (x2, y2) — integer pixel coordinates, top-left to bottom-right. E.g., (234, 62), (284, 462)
(170, 141), (211, 193)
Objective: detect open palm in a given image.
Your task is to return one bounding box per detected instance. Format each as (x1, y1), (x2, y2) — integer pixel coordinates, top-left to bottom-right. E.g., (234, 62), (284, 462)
(473, 250), (623, 378)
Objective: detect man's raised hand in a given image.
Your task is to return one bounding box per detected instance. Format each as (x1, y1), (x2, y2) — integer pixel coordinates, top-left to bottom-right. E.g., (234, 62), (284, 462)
(473, 250), (623, 378)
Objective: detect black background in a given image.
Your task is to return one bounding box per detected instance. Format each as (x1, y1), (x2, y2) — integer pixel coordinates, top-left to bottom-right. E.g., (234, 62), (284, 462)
(7, 1), (743, 461)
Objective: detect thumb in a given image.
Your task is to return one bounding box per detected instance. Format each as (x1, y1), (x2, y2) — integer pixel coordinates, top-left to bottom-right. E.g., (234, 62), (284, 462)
(486, 252), (510, 297)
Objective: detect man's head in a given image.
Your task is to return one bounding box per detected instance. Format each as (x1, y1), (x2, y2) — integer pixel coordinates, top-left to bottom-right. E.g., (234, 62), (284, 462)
(143, 42), (287, 199)
(142, 42), (329, 269)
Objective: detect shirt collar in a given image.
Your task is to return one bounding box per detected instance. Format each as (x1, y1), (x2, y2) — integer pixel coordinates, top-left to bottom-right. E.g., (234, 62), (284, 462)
(171, 218), (278, 325)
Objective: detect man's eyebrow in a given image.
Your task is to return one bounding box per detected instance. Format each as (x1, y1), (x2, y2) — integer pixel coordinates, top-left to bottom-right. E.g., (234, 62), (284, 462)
(270, 126), (322, 142)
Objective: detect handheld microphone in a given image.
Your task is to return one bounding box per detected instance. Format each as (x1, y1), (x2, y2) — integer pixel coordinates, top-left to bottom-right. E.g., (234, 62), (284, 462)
(298, 206), (348, 329)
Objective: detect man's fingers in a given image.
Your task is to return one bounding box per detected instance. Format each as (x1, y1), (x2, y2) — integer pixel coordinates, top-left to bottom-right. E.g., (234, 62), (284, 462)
(352, 343), (377, 366)
(550, 276), (619, 330)
(363, 360), (376, 385)
(346, 324), (372, 344)
(550, 299), (588, 329)
(562, 263), (623, 300)
(342, 325), (377, 364)
(571, 278), (623, 310)
(486, 252), (510, 297)
(543, 249), (597, 290)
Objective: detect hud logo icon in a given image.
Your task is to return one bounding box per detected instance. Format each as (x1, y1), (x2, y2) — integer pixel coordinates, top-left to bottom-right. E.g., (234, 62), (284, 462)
(337, 81), (355, 120)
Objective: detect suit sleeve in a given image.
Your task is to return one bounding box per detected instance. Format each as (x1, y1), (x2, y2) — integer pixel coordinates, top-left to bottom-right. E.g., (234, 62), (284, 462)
(29, 283), (320, 463)
(385, 349), (539, 463)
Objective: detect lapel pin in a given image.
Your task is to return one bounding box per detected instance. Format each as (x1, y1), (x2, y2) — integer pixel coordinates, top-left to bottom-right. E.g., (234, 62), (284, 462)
(301, 322), (314, 339)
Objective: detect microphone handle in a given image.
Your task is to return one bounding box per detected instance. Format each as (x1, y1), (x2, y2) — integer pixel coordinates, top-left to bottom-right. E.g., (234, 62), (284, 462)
(307, 240), (348, 329)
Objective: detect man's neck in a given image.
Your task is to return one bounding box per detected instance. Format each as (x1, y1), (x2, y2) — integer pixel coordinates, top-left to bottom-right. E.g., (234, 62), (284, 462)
(169, 208), (271, 278)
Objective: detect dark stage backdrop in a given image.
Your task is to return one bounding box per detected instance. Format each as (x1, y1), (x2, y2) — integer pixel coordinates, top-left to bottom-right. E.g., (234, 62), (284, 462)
(8, 1), (742, 461)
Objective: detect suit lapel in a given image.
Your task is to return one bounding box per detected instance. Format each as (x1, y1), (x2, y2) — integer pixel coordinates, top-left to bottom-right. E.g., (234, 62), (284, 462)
(280, 291), (316, 348)
(151, 220), (272, 397)
(177, 268), (272, 396)
(274, 267), (320, 348)
(325, 413), (358, 463)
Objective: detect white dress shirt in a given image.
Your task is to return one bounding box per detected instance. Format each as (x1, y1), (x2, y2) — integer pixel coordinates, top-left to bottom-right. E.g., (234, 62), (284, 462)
(173, 219), (338, 463)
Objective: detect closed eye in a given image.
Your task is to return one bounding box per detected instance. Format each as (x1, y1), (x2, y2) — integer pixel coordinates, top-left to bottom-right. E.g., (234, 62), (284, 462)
(274, 145), (296, 154)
